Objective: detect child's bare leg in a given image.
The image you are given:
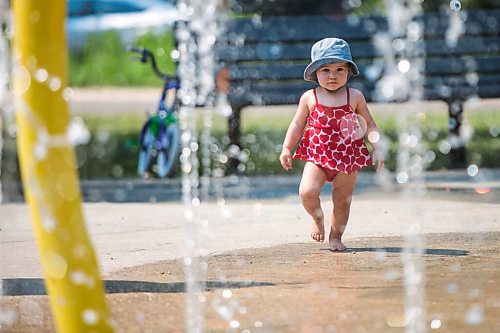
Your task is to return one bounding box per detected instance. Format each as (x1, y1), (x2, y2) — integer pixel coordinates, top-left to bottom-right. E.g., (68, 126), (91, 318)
(330, 172), (357, 251)
(299, 162), (327, 242)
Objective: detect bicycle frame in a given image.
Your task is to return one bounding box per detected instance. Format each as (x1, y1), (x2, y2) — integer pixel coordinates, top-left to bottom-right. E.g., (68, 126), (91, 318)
(129, 46), (182, 178)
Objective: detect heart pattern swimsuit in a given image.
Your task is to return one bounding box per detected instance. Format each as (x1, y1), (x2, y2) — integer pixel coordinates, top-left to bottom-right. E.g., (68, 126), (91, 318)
(292, 87), (372, 181)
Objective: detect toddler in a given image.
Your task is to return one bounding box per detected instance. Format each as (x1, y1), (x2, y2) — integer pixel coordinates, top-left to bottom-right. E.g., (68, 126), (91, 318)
(279, 38), (384, 251)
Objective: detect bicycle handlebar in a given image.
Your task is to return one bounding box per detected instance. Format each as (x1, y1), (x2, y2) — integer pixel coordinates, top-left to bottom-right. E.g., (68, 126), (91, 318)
(127, 46), (176, 81)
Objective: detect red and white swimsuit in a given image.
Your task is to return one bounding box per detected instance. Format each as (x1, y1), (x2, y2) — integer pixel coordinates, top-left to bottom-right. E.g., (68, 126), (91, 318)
(292, 87), (372, 181)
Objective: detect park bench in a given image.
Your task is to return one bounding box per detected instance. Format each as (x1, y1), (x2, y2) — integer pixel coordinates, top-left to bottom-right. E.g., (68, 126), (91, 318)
(215, 9), (500, 170)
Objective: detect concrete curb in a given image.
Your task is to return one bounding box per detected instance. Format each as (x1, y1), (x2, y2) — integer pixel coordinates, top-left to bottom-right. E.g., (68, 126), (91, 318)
(2, 169), (499, 203)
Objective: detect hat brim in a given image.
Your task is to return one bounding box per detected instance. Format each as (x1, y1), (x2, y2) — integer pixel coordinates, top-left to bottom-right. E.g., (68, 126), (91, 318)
(303, 58), (360, 82)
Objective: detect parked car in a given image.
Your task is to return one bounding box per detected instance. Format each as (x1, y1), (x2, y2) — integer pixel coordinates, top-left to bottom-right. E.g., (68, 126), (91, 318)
(66, 0), (179, 52)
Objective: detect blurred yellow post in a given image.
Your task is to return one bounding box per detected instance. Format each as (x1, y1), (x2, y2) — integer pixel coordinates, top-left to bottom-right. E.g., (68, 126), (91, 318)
(12, 0), (114, 332)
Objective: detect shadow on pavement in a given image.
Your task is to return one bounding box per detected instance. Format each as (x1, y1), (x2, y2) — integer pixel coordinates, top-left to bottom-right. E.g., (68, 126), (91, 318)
(1, 278), (275, 296)
(334, 247), (470, 255)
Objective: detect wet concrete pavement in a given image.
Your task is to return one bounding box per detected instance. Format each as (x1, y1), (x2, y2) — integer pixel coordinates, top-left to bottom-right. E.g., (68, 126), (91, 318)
(1, 88), (499, 330)
(1, 170), (499, 331)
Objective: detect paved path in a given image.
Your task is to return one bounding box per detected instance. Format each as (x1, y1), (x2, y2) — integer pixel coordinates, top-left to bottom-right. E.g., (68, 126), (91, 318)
(68, 87), (500, 116)
(2, 172), (498, 278)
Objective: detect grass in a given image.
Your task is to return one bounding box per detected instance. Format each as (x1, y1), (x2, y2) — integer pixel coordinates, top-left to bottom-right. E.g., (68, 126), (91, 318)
(61, 104), (499, 179)
(2, 104), (498, 181)
(69, 31), (176, 87)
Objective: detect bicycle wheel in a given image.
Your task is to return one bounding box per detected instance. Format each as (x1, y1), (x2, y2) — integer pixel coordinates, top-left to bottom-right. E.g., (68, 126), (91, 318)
(137, 126), (156, 177)
(157, 122), (181, 178)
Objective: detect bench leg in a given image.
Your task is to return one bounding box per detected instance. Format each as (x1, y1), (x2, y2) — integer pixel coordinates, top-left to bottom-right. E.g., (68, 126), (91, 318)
(227, 105), (242, 174)
(447, 100), (466, 169)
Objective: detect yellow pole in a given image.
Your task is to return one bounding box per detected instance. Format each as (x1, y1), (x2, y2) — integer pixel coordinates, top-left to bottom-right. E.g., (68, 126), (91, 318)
(12, 1), (114, 332)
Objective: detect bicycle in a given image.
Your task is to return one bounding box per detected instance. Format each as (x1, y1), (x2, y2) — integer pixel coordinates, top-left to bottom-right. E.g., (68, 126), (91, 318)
(128, 46), (181, 178)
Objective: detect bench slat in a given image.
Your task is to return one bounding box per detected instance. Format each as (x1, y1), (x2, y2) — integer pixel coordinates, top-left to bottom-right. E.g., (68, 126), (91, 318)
(228, 84), (500, 106)
(228, 56), (500, 81)
(217, 36), (500, 62)
(228, 72), (500, 105)
(218, 9), (500, 43)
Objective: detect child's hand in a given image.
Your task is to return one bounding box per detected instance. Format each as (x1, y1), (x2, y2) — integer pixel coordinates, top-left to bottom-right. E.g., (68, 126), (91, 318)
(280, 148), (293, 171)
(372, 149), (384, 171)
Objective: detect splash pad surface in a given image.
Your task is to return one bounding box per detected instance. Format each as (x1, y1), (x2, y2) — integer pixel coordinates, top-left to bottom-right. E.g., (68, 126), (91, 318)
(2, 189), (499, 332)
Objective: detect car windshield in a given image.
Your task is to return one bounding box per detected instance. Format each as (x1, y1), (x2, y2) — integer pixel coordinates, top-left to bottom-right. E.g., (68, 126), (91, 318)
(68, 0), (150, 17)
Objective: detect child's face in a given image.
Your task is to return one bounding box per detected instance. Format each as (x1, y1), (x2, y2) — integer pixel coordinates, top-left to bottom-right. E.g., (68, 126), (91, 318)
(316, 63), (350, 90)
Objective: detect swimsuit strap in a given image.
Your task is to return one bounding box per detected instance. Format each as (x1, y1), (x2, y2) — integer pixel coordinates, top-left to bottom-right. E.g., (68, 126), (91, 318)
(313, 86), (350, 108)
(313, 88), (320, 106)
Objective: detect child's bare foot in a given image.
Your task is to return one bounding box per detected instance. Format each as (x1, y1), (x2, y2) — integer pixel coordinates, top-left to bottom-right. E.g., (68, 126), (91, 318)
(329, 236), (347, 252)
(311, 215), (325, 242)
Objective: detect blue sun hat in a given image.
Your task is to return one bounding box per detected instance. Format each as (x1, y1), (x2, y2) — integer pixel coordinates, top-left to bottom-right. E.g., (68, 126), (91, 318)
(304, 38), (360, 82)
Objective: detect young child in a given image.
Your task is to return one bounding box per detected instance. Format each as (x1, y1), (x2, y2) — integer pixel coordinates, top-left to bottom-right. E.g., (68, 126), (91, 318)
(280, 38), (384, 251)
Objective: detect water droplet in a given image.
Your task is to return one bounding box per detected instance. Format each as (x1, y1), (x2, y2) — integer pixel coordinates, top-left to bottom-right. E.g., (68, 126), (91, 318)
(181, 95), (193, 105)
(368, 131), (380, 144)
(450, 0), (462, 11)
(68, 116), (91, 146)
(170, 49), (180, 60)
(219, 155), (228, 164)
(0, 308), (18, 325)
(396, 172), (409, 184)
(221, 206), (233, 219)
(438, 141), (451, 154)
(398, 59), (411, 73)
(467, 164), (479, 177)
(340, 113), (366, 140)
(34, 68), (49, 83)
(10, 66), (31, 97)
(48, 77), (62, 91)
(465, 305), (483, 325)
(25, 55), (38, 70)
(424, 151), (436, 163)
(222, 289), (232, 299)
(447, 282), (458, 293)
(73, 244), (88, 259)
(430, 319), (442, 329)
(229, 320), (240, 328)
(70, 270), (87, 285)
(190, 142), (199, 152)
(82, 309), (99, 325)
(44, 252), (68, 279)
(374, 249), (386, 261)
(365, 64), (382, 81)
(348, 0), (362, 8)
(42, 216), (56, 233)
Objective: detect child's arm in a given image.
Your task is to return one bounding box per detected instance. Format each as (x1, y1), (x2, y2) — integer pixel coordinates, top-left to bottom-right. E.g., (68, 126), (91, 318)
(280, 91), (311, 170)
(352, 89), (385, 171)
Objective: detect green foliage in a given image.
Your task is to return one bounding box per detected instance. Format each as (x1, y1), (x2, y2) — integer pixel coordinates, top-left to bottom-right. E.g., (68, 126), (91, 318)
(65, 108), (499, 179)
(351, 0), (500, 14)
(2, 109), (498, 181)
(69, 30), (176, 87)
